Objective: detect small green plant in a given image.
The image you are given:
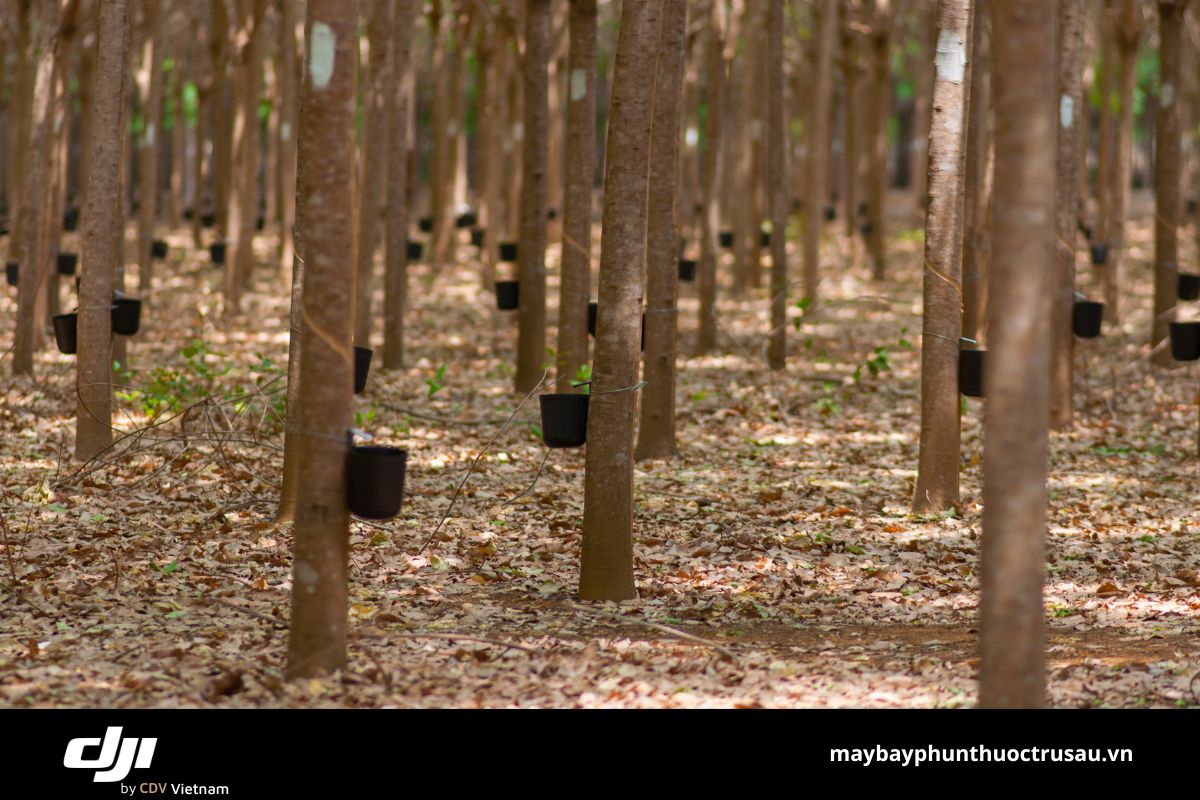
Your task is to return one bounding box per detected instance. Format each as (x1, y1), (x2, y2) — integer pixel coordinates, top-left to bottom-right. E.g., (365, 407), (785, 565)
(355, 404), (378, 428)
(571, 363), (592, 394)
(791, 296), (813, 332)
(813, 382), (841, 416)
(425, 364), (447, 397)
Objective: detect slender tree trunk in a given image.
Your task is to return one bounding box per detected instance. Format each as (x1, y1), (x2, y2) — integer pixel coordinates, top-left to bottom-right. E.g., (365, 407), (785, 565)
(909, 2), (936, 217)
(136, 0), (168, 294)
(212, 0), (231, 234)
(556, 0), (596, 391)
(354, 0), (393, 347)
(1104, 0), (1141, 324)
(730, 2), (760, 295)
(225, 0), (266, 315)
(1095, 1), (1116, 248)
(1151, 1), (1187, 368)
(278, 0), (299, 271)
(1051, 0), (1087, 429)
(841, 8), (862, 248)
(911, 0), (973, 514)
(579, 0), (662, 602)
(803, 0), (836, 306)
(864, 0), (893, 282)
(384, 0), (415, 369)
(634, 0), (687, 459)
(961, 0), (991, 342)
(515, 0), (550, 394)
(76, 0), (132, 460)
(980, 0), (1055, 710)
(695, 0), (726, 354)
(286, 0), (359, 680)
(764, 0), (787, 369)
(13, 0), (60, 377)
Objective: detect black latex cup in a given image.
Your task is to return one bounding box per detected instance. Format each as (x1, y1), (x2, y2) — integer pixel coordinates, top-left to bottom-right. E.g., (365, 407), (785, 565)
(210, 241), (226, 265)
(354, 346), (373, 395)
(256, 215), (265, 232)
(1169, 321), (1200, 362)
(63, 207), (79, 232)
(470, 228), (485, 248)
(678, 258), (697, 282)
(56, 252), (78, 276)
(201, 212), (216, 229)
(760, 231), (771, 247)
(499, 241), (518, 262)
(958, 348), (985, 398)
(587, 301), (598, 336)
(540, 393), (589, 448)
(152, 239), (169, 259)
(407, 240), (423, 261)
(1072, 300), (1104, 339)
(456, 211), (477, 229)
(496, 280), (519, 311)
(53, 313), (78, 355)
(6, 261), (18, 286)
(719, 230), (734, 249)
(1178, 273), (1200, 301)
(111, 298), (142, 336)
(823, 206), (837, 222)
(346, 446), (408, 519)
(1090, 243), (1107, 266)
(418, 216), (433, 233)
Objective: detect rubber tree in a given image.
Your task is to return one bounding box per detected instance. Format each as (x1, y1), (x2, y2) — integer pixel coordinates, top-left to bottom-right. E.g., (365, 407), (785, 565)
(980, 0), (1056, 709)
(225, 0), (267, 314)
(556, 0), (596, 393)
(579, 0), (665, 602)
(864, 0), (899, 282)
(76, 0), (133, 462)
(277, 0), (299, 271)
(384, 0), (416, 369)
(764, 0), (787, 370)
(515, 0), (550, 394)
(12, 0), (61, 377)
(1151, 0), (1189, 368)
(911, 0), (973, 514)
(1103, 0), (1143, 324)
(960, 0), (991, 343)
(135, 0), (168, 294)
(1050, 0), (1086, 429)
(803, 0), (836, 306)
(286, 0), (359, 679)
(695, 0), (726, 354)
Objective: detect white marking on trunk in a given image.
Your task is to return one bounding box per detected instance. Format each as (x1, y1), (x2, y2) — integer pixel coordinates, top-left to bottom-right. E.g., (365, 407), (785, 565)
(570, 68), (587, 102)
(281, 122), (291, 142)
(686, 127), (699, 148)
(513, 121), (524, 141)
(1059, 95), (1074, 129)
(309, 23), (336, 89)
(934, 29), (966, 84)
(1162, 82), (1175, 108)
(146, 122), (155, 146)
(751, 119), (762, 140)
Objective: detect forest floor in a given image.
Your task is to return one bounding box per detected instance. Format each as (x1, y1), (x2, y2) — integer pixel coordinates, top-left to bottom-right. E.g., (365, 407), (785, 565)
(2, 194), (1199, 708)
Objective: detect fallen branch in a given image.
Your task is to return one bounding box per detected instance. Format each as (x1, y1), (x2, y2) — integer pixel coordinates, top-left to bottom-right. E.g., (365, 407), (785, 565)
(567, 602), (737, 662)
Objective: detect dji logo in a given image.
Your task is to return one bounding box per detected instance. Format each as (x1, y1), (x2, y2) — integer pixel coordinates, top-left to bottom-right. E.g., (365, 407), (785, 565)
(64, 727), (157, 783)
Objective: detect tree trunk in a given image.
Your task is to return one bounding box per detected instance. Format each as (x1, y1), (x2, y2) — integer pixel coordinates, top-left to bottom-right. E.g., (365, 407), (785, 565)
(136, 0), (168, 294)
(1051, 1), (1086, 429)
(764, 0), (787, 369)
(909, 1), (936, 218)
(803, 0), (836, 306)
(980, 0), (1055, 709)
(864, 0), (892, 282)
(225, 0), (266, 315)
(634, 0), (687, 459)
(285, 0), (359, 679)
(961, 0), (991, 343)
(841, 7), (862, 247)
(695, 0), (726, 354)
(354, 0), (393, 347)
(556, 0), (596, 391)
(515, 0), (550, 394)
(277, 0), (299, 271)
(578, 0), (662, 602)
(911, 0), (972, 515)
(1151, 1), (1186, 368)
(1095, 1), (1116, 250)
(384, 0), (415, 369)
(1104, 0), (1141, 325)
(76, 0), (132, 461)
(13, 0), (60, 377)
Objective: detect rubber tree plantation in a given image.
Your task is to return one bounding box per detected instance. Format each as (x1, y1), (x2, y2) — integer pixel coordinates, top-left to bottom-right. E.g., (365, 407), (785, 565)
(4, 0), (1200, 710)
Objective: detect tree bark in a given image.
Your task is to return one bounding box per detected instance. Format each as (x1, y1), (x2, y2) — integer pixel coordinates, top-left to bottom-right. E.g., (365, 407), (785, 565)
(1103, 0), (1141, 324)
(911, 0), (972, 514)
(384, 0), (415, 369)
(225, 0), (266, 315)
(634, 0), (687, 459)
(286, 0), (359, 679)
(1095, 1), (1116, 252)
(76, 0), (132, 461)
(764, 0), (787, 369)
(1151, 1), (1187, 368)
(556, 0), (596, 391)
(135, 0), (168, 294)
(277, 0), (299, 271)
(354, 0), (393, 347)
(1050, 1), (1086, 429)
(578, 0), (662, 602)
(864, 0), (894, 281)
(695, 0), (726, 354)
(960, 0), (990, 343)
(803, 0), (836, 306)
(515, 0), (550, 394)
(13, 0), (60, 377)
(980, 0), (1055, 710)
